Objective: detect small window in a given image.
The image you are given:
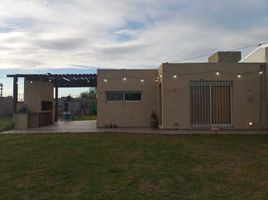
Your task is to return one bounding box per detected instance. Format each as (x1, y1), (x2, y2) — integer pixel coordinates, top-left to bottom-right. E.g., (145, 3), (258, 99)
(125, 92), (142, 101)
(106, 92), (124, 101)
(106, 92), (142, 102)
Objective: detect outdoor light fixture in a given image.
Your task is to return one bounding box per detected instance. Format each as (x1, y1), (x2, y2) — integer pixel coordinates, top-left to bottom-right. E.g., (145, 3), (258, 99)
(104, 79), (108, 82)
(249, 122), (253, 126)
(173, 74), (177, 79)
(159, 74), (162, 78)
(123, 77), (127, 81)
(49, 79), (51, 82)
(259, 71), (263, 75)
(30, 81), (33, 84)
(237, 74), (242, 78)
(216, 71), (220, 76)
(140, 79), (144, 83)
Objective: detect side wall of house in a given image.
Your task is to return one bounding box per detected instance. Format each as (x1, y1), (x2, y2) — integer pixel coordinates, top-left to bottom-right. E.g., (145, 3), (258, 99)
(159, 63), (266, 129)
(97, 69), (158, 127)
(266, 49), (268, 128)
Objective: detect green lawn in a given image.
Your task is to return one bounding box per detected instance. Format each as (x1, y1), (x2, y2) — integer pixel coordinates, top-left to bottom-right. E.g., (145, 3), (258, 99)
(0, 116), (13, 132)
(59, 115), (97, 121)
(72, 115), (97, 121)
(0, 134), (268, 200)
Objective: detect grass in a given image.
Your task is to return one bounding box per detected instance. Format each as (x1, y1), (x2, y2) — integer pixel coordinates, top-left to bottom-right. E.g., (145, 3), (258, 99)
(0, 116), (13, 132)
(72, 115), (97, 121)
(59, 115), (97, 121)
(0, 134), (268, 200)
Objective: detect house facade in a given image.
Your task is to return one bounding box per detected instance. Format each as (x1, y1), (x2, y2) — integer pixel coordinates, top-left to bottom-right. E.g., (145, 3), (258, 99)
(97, 50), (268, 129)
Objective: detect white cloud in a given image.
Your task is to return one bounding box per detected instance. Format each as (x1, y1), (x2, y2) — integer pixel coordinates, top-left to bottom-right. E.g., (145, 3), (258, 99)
(0, 0), (267, 69)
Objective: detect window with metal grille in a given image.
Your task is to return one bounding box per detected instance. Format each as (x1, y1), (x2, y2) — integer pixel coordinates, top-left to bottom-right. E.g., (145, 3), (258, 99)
(106, 92), (124, 101)
(190, 81), (232, 126)
(106, 92), (142, 102)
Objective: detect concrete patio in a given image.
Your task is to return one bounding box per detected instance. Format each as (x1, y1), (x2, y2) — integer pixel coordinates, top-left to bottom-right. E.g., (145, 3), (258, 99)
(3, 120), (98, 134)
(1, 120), (268, 134)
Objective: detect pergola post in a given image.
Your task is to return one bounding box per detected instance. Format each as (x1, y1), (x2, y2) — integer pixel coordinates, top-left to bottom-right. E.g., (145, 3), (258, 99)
(55, 87), (58, 122)
(13, 76), (18, 113)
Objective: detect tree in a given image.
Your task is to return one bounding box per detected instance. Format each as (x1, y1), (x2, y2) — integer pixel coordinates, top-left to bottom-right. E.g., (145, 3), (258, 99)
(80, 89), (96, 100)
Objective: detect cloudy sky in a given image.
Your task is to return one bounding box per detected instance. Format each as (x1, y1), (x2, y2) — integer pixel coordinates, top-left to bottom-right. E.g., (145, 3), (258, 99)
(0, 0), (267, 96)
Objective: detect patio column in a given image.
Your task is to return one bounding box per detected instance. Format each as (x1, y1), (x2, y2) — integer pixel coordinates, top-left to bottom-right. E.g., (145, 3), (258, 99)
(55, 87), (58, 121)
(13, 76), (18, 113)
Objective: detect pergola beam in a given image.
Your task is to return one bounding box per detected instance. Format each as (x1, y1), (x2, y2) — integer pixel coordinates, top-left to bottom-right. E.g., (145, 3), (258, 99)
(54, 87), (58, 122)
(7, 73), (97, 88)
(13, 76), (18, 113)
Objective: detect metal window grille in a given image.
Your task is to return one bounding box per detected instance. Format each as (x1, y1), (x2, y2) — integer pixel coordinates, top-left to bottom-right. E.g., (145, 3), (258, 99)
(190, 81), (232, 126)
(106, 92), (142, 102)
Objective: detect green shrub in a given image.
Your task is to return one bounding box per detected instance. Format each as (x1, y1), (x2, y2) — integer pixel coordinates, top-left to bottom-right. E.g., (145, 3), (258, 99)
(150, 111), (159, 128)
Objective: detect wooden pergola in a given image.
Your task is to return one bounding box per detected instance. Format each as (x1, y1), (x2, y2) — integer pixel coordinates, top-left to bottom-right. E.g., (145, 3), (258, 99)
(7, 73), (97, 121)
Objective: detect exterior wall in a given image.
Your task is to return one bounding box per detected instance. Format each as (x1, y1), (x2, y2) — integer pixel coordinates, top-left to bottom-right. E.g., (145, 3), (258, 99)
(24, 78), (54, 113)
(159, 62), (266, 129)
(23, 78), (54, 128)
(97, 69), (158, 127)
(240, 47), (268, 127)
(14, 113), (28, 130)
(209, 52), (241, 63)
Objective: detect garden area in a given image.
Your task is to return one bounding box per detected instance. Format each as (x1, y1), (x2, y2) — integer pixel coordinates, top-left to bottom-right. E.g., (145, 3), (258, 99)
(0, 133), (268, 199)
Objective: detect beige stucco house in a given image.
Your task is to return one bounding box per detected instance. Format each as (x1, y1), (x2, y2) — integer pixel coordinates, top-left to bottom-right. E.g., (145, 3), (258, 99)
(8, 45), (268, 130)
(97, 48), (268, 129)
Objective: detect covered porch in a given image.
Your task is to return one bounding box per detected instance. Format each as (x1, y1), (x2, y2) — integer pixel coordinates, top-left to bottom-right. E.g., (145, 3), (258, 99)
(7, 73), (97, 130)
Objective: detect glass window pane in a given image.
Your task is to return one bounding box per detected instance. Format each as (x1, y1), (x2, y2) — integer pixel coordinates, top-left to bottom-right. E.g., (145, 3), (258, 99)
(125, 92), (142, 101)
(106, 92), (123, 101)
